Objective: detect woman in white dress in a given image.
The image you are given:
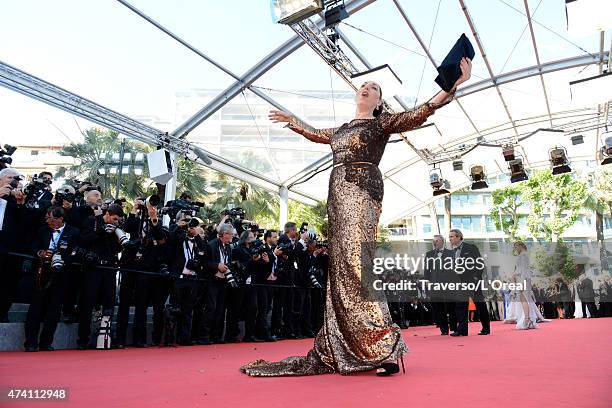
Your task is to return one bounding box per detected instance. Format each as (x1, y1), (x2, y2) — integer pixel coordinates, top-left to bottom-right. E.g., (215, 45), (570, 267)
(510, 241), (539, 330)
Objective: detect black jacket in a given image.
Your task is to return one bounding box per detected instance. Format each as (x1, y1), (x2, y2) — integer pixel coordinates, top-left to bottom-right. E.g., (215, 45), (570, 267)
(207, 238), (233, 279)
(453, 241), (485, 284)
(168, 227), (211, 278)
(80, 215), (123, 264)
(31, 223), (80, 269)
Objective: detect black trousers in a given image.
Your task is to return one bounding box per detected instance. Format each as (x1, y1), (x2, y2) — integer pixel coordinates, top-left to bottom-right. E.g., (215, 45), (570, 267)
(200, 279), (227, 342)
(62, 265), (81, 319)
(0, 254), (22, 321)
(170, 278), (200, 343)
(581, 301), (598, 318)
(291, 287), (312, 336)
(190, 281), (208, 341)
(310, 288), (326, 333)
(271, 286), (292, 337)
(432, 299), (456, 333)
(255, 285), (273, 339)
(24, 273), (66, 348)
(78, 267), (117, 346)
(455, 289), (490, 334)
(149, 276), (171, 344)
(116, 271), (150, 345)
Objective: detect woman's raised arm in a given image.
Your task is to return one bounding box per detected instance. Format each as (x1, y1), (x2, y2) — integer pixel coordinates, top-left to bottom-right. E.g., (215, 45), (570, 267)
(269, 110), (335, 145)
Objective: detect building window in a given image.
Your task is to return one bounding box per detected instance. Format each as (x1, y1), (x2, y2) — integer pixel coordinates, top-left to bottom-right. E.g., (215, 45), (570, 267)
(490, 265), (500, 279)
(31, 150), (39, 156)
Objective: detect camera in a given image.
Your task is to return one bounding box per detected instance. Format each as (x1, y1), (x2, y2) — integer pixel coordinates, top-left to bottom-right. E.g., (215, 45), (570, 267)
(299, 222), (309, 234)
(72, 247), (100, 264)
(224, 207), (246, 225)
(0, 144), (17, 169)
(8, 175), (21, 189)
(136, 195), (161, 211)
(307, 265), (323, 289)
(55, 188), (75, 204)
(159, 263), (170, 275)
(160, 199), (204, 221)
(106, 224), (130, 247)
(276, 241), (294, 253)
(316, 242), (329, 249)
(23, 173), (52, 208)
(49, 240), (70, 272)
(185, 259), (201, 273)
(248, 239), (267, 256)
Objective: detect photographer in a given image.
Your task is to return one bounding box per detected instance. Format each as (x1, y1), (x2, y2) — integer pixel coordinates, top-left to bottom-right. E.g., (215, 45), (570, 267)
(23, 206), (79, 351)
(225, 229), (268, 342)
(0, 168), (27, 322)
(270, 222), (309, 339)
(115, 196), (166, 348)
(197, 223), (234, 345)
(292, 234), (325, 339)
(167, 216), (210, 346)
(22, 171), (53, 210)
(251, 229), (278, 341)
(72, 190), (104, 229)
(76, 203), (125, 349)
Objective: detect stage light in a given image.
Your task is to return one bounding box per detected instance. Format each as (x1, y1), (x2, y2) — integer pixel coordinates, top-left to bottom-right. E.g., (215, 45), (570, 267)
(470, 165), (488, 190)
(502, 145), (515, 162)
(571, 135), (584, 145)
(600, 135), (612, 165)
(549, 146), (572, 175)
(271, 0), (323, 25)
(453, 160), (463, 171)
(509, 158), (528, 183)
(324, 0), (349, 28)
(430, 168), (450, 196)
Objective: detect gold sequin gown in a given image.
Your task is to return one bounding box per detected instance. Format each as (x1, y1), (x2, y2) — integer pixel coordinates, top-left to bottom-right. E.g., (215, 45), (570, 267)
(240, 103), (437, 376)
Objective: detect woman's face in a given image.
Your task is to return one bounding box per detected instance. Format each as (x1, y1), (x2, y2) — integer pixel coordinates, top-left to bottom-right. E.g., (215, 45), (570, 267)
(355, 81), (382, 113)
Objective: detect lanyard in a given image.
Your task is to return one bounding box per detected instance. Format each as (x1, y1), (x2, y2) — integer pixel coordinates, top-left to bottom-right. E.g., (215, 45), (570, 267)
(184, 240), (195, 260)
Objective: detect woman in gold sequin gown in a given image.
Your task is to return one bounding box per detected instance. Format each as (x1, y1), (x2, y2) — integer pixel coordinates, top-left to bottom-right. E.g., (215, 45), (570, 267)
(240, 59), (472, 377)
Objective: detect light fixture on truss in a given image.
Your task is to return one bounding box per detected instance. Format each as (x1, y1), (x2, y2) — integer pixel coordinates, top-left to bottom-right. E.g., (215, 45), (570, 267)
(549, 146), (572, 175)
(271, 0), (324, 25)
(430, 167), (450, 196)
(470, 165), (488, 190)
(509, 156), (528, 183)
(350, 64), (404, 98)
(600, 133), (612, 165)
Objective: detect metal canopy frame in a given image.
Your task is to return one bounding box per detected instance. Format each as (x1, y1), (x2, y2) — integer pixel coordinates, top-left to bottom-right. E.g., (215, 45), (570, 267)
(1, 0), (609, 217)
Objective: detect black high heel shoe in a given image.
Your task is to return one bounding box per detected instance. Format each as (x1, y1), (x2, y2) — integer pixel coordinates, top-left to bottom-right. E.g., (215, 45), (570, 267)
(376, 356), (405, 377)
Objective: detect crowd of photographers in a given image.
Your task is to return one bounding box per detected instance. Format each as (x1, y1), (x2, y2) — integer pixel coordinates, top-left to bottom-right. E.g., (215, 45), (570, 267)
(0, 167), (333, 351)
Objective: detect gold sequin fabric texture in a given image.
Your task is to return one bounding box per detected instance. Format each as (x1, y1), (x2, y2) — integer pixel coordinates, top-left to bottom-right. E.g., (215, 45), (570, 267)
(240, 104), (436, 376)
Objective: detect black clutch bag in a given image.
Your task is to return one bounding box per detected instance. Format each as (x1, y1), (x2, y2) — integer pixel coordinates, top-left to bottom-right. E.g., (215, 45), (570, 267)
(434, 33), (476, 92)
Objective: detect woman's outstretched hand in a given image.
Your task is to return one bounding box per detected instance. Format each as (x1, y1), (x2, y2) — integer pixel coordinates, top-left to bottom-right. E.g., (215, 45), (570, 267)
(269, 110), (293, 124)
(454, 57), (472, 88)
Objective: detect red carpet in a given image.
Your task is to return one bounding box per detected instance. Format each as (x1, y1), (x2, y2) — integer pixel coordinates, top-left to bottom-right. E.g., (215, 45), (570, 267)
(1, 318), (611, 408)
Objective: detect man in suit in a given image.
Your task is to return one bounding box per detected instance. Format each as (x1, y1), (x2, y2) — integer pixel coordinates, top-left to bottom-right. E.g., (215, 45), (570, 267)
(577, 275), (598, 318)
(166, 216), (210, 345)
(24, 206), (80, 351)
(423, 235), (457, 335)
(448, 229), (490, 336)
(197, 223), (234, 344)
(76, 204), (124, 349)
(0, 168), (27, 322)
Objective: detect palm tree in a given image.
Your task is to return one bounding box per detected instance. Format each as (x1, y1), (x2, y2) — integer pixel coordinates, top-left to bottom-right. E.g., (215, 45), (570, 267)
(56, 128), (149, 200)
(56, 127), (209, 203)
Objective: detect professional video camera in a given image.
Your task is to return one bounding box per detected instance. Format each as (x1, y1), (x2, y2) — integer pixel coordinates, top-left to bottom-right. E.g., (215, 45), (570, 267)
(248, 239), (267, 256)
(223, 207), (246, 225)
(23, 173), (52, 208)
(160, 198), (205, 221)
(0, 144), (17, 169)
(55, 187), (75, 205)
